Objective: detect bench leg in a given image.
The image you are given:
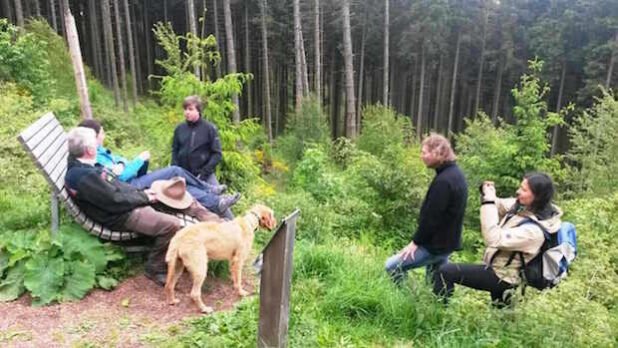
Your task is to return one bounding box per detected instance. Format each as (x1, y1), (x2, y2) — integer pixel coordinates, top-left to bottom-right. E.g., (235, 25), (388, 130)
(51, 192), (59, 235)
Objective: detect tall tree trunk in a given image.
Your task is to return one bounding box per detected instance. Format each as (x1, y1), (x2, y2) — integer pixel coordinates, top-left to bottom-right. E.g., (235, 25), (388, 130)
(293, 0), (302, 112)
(448, 30), (461, 135)
(299, 29), (309, 95)
(23, 0), (29, 18)
(416, 43), (426, 139)
(49, 0), (57, 31)
(474, 2), (487, 118)
(433, 57), (443, 131)
(58, 0), (65, 40)
(33, 0), (40, 17)
(491, 53), (503, 124)
(123, 0), (137, 104)
(356, 4), (368, 131)
(144, 0), (153, 89)
(213, 0), (222, 78)
(113, 0), (128, 112)
(88, 0), (102, 81)
(187, 0), (200, 79)
(102, 0), (120, 106)
(551, 61), (567, 156)
(244, 4), (252, 116)
(222, 0), (240, 123)
(62, 0), (92, 119)
(383, 0), (389, 106)
(410, 60), (417, 119)
(130, 0), (142, 93)
(606, 31), (618, 89)
(14, 0), (23, 26)
(342, 0), (356, 138)
(2, 0), (13, 24)
(314, 0), (321, 104)
(259, 0), (272, 142)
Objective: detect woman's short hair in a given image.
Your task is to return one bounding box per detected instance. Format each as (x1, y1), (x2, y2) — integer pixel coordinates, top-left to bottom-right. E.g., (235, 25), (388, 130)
(67, 127), (97, 157)
(183, 95), (203, 114)
(422, 133), (457, 163)
(78, 119), (102, 135)
(524, 172), (555, 214)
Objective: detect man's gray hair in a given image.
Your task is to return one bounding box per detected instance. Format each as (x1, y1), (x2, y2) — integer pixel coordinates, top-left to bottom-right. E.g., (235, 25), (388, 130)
(67, 127), (97, 158)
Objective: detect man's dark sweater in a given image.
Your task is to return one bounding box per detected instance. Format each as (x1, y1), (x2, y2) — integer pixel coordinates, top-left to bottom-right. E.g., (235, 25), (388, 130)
(171, 117), (222, 179)
(413, 161), (468, 254)
(65, 158), (150, 230)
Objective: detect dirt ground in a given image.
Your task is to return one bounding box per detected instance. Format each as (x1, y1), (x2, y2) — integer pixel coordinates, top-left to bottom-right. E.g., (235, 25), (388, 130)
(0, 272), (255, 347)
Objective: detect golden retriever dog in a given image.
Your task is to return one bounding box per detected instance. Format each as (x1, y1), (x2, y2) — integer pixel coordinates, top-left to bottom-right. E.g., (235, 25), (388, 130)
(164, 204), (276, 313)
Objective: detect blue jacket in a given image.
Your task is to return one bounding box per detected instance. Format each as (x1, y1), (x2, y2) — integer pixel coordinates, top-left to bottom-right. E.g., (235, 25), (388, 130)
(96, 145), (145, 182)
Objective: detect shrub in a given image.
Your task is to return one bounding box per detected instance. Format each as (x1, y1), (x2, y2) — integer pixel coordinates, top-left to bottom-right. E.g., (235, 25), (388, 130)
(566, 90), (618, 196)
(356, 104), (410, 157)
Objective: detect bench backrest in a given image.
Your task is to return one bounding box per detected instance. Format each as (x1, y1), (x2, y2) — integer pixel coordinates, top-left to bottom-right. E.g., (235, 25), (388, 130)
(17, 113), (198, 241)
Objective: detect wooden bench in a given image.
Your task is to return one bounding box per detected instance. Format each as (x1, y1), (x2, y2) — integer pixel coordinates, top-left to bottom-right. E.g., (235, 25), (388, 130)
(17, 112), (199, 242)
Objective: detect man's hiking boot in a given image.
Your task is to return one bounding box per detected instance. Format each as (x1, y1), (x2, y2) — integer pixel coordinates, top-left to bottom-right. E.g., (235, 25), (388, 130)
(211, 184), (228, 195)
(217, 192), (241, 213)
(144, 269), (167, 287)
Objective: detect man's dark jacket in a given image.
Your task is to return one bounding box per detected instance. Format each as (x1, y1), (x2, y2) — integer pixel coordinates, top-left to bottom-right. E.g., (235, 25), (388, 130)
(171, 117), (222, 179)
(412, 161), (468, 254)
(65, 158), (150, 230)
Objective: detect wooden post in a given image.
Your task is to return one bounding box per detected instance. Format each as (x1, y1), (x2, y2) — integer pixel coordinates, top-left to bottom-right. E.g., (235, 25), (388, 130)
(257, 209), (299, 348)
(51, 192), (59, 235)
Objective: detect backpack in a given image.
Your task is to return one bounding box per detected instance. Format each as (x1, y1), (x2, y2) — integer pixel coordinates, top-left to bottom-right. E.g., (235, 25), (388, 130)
(512, 219), (577, 290)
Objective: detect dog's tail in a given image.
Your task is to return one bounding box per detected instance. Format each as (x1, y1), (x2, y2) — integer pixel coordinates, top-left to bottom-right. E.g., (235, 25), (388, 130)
(164, 241), (179, 289)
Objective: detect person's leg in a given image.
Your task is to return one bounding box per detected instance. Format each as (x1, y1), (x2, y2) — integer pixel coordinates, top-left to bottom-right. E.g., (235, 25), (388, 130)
(385, 245), (440, 285)
(123, 206), (181, 285)
(202, 172), (219, 185)
(435, 263), (516, 305)
(128, 167), (184, 190)
(425, 253), (450, 286)
(186, 185), (220, 212)
(136, 160), (149, 177)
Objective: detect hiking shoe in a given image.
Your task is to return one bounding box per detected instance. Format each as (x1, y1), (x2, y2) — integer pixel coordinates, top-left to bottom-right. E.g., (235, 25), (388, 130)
(210, 184), (228, 195)
(217, 192), (241, 213)
(144, 270), (167, 287)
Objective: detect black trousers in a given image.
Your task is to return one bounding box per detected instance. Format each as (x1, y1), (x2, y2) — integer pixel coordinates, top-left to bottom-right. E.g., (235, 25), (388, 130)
(434, 263), (518, 306)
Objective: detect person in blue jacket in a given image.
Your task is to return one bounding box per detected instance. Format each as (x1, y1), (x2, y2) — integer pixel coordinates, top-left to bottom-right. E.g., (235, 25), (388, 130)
(78, 119), (239, 219)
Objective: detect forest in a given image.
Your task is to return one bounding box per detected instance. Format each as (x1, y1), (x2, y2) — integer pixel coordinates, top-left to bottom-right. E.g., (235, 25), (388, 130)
(0, 0), (617, 346)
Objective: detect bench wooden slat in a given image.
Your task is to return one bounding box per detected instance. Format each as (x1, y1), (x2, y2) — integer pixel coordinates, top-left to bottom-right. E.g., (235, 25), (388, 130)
(23, 118), (60, 153)
(30, 122), (63, 157)
(47, 151), (68, 190)
(18, 112), (56, 143)
(34, 130), (66, 166)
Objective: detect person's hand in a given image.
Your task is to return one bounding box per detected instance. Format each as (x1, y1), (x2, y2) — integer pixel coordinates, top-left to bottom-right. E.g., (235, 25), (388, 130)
(481, 181), (496, 201)
(400, 241), (417, 261)
(138, 150), (150, 161)
(112, 163), (125, 176)
(144, 188), (157, 203)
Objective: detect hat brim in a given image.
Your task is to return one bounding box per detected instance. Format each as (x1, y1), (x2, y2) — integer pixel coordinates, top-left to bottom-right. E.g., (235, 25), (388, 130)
(150, 180), (194, 210)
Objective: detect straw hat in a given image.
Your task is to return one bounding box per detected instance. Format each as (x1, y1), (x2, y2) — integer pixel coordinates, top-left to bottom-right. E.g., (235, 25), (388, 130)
(150, 177), (193, 210)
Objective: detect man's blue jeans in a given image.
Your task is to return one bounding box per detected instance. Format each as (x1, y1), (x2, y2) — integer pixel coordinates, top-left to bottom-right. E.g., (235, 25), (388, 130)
(385, 245), (451, 285)
(127, 166), (221, 214)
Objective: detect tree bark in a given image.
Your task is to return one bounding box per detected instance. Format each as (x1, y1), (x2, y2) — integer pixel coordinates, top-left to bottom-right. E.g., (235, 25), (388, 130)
(551, 61), (567, 156)
(314, 0), (321, 105)
(163, 0), (167, 22)
(416, 43), (426, 139)
(293, 0), (302, 112)
(33, 0), (40, 17)
(259, 0), (272, 142)
(383, 0), (389, 107)
(410, 60), (417, 119)
(299, 29), (309, 95)
(187, 0), (200, 79)
(244, 3), (252, 116)
(62, 0), (92, 119)
(58, 0), (65, 40)
(448, 30), (461, 136)
(491, 53), (503, 124)
(49, 0), (57, 31)
(88, 0), (102, 80)
(123, 0), (137, 104)
(113, 0), (128, 112)
(606, 31), (617, 89)
(213, 0), (223, 78)
(144, 0), (153, 90)
(130, 0), (142, 93)
(342, 0), (356, 138)
(102, 0), (121, 106)
(433, 57), (443, 131)
(222, 0), (240, 123)
(2, 0), (13, 24)
(14, 0), (23, 26)
(474, 2), (487, 118)
(356, 3), (368, 131)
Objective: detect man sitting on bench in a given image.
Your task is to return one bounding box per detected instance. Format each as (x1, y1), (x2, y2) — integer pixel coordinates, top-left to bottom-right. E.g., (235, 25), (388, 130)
(78, 119), (239, 220)
(64, 127), (217, 286)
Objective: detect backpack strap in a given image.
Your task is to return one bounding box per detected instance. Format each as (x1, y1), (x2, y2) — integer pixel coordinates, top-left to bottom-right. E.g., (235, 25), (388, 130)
(489, 217), (548, 268)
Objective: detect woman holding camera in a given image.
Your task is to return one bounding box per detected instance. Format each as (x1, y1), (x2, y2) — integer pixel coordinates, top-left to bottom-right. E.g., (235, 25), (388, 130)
(434, 172), (563, 306)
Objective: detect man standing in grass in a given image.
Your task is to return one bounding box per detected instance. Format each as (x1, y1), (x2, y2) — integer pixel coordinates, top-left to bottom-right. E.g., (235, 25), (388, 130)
(385, 133), (468, 290)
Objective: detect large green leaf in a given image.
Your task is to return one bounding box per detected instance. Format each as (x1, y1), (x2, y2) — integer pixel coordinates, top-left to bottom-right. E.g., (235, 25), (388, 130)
(24, 254), (64, 306)
(59, 260), (95, 302)
(96, 275), (118, 290)
(0, 260), (25, 302)
(59, 225), (108, 273)
(0, 250), (8, 276)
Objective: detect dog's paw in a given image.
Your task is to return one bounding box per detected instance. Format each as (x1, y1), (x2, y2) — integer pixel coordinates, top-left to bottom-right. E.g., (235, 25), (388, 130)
(169, 298), (181, 305)
(201, 306), (214, 314)
(237, 289), (249, 297)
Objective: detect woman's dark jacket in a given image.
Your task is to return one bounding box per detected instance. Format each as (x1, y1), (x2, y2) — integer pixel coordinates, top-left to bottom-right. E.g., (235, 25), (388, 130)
(412, 161), (468, 254)
(171, 117), (223, 179)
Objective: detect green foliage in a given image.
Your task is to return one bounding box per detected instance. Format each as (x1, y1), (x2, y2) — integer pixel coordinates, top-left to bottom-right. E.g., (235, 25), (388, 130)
(566, 90), (618, 195)
(275, 96), (331, 165)
(0, 225), (127, 306)
(356, 104), (410, 157)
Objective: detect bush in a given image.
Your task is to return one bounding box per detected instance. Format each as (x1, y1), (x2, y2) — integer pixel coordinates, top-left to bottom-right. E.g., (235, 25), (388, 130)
(356, 104), (410, 157)
(566, 90), (618, 196)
